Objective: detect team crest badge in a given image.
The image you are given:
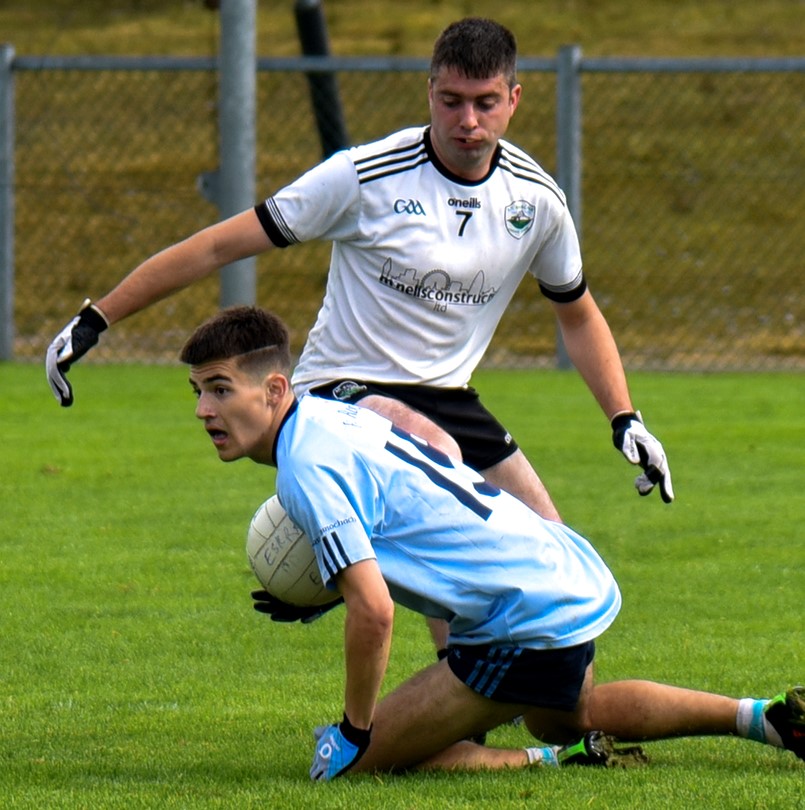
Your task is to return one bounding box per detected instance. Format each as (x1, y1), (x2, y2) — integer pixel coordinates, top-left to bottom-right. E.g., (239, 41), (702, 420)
(504, 200), (536, 239)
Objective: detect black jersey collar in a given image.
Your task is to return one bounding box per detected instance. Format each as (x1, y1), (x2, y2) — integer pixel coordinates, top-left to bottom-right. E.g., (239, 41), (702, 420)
(271, 397), (299, 466)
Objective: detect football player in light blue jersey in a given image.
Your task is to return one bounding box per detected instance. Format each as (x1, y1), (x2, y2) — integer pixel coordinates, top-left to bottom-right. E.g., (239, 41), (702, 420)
(180, 306), (804, 781)
(277, 402), (621, 652)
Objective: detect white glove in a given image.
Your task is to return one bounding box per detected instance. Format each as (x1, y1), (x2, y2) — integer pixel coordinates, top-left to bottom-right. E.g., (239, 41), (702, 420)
(46, 299), (108, 406)
(611, 411), (674, 503)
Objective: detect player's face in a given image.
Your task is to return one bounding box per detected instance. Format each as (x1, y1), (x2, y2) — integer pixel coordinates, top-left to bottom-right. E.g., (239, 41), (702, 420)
(189, 359), (275, 464)
(428, 68), (521, 181)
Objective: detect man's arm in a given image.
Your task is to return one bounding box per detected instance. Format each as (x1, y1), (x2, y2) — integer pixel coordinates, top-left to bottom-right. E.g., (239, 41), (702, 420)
(46, 208), (274, 405)
(97, 208), (273, 325)
(552, 290), (674, 502)
(309, 558), (393, 780)
(336, 559), (394, 729)
(551, 289), (633, 420)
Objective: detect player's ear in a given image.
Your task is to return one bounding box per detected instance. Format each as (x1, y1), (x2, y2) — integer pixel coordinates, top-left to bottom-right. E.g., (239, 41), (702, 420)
(509, 83), (522, 115)
(264, 371), (289, 404)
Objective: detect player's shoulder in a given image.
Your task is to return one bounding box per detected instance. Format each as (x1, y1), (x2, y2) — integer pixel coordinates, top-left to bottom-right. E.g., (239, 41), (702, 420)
(346, 127), (429, 184)
(497, 138), (567, 206)
(296, 395), (391, 441)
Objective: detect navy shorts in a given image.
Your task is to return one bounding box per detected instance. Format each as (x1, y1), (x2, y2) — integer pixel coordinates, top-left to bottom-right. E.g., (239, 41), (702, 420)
(308, 380), (519, 471)
(446, 642), (595, 711)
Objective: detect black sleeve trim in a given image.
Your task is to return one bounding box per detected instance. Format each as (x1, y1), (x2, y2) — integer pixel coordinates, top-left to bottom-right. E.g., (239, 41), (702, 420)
(254, 201), (292, 248)
(538, 274), (587, 303)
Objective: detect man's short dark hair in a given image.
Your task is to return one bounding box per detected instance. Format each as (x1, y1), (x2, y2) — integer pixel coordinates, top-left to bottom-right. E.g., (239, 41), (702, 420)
(430, 18), (518, 88)
(180, 306), (291, 377)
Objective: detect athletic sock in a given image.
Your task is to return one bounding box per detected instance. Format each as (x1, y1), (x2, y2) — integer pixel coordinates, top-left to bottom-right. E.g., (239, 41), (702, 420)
(736, 698), (783, 747)
(525, 746), (560, 767)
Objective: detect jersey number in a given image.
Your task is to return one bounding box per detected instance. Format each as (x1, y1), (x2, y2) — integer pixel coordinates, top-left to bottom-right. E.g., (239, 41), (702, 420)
(385, 427), (498, 520)
(455, 211), (473, 237)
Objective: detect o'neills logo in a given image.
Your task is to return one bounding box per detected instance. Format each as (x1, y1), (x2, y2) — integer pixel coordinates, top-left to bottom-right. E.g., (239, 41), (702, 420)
(448, 196), (482, 209)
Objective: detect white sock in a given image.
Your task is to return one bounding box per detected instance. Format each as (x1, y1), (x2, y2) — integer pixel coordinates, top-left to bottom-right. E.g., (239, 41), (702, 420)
(525, 746), (560, 767)
(736, 698), (783, 747)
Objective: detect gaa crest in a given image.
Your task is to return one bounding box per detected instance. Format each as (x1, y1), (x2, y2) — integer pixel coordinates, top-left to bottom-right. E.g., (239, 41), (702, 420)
(504, 200), (536, 239)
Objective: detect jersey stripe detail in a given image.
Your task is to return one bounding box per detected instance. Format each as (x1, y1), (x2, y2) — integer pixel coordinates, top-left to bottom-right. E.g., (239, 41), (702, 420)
(355, 141), (430, 185)
(498, 146), (567, 205)
(320, 530), (352, 579)
(255, 200), (298, 247)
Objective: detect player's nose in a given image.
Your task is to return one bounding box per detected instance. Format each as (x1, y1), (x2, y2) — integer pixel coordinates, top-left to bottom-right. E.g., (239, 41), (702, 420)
(195, 393), (214, 419)
(459, 102), (478, 129)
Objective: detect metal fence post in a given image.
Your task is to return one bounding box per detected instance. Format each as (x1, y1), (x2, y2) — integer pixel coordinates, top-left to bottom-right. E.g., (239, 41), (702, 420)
(555, 44), (583, 370)
(0, 43), (14, 360)
(218, 0), (257, 308)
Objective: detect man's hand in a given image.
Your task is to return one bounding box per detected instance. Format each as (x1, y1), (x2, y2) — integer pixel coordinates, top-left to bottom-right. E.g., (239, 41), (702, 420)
(309, 715), (371, 781)
(611, 411), (674, 503)
(46, 299), (109, 406)
(250, 590), (343, 624)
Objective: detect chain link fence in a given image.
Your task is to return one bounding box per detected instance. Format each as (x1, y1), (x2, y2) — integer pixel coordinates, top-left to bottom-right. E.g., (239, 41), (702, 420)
(7, 55), (805, 370)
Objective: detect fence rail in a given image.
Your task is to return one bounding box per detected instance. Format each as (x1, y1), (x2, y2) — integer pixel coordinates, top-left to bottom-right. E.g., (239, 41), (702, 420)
(2, 49), (803, 370)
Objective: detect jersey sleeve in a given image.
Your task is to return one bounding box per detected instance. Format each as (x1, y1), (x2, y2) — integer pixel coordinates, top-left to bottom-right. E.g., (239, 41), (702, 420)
(277, 451), (379, 591)
(254, 150), (362, 247)
(530, 204), (586, 302)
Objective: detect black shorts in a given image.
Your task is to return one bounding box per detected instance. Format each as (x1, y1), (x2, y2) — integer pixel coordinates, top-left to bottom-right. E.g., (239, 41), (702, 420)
(446, 642), (595, 711)
(308, 380), (519, 471)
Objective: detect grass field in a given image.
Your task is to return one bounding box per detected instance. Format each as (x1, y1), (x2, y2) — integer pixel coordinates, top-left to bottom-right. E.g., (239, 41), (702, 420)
(3, 363), (803, 807)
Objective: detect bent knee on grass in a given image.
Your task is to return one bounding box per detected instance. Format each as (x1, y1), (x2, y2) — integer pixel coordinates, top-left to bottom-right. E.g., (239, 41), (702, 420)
(352, 661), (525, 773)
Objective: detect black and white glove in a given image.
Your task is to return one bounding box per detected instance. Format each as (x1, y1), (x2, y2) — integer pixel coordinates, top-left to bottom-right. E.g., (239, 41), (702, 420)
(251, 590), (343, 624)
(611, 411), (674, 503)
(46, 299), (109, 406)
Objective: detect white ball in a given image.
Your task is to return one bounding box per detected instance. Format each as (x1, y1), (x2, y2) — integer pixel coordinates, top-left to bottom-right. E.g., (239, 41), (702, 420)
(246, 495), (336, 607)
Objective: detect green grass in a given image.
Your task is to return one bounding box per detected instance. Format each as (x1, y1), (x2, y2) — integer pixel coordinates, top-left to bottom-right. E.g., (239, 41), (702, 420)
(2, 363), (803, 807)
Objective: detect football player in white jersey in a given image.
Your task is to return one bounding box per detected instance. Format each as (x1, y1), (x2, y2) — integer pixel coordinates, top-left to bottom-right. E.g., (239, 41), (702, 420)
(180, 305), (802, 781)
(47, 18), (672, 645)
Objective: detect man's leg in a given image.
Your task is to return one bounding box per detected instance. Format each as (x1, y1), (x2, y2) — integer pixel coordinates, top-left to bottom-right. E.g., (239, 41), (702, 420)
(349, 660), (531, 773)
(585, 680), (741, 739)
(360, 394), (462, 459)
(482, 449), (562, 522)
(348, 661), (646, 774)
(524, 664), (779, 746)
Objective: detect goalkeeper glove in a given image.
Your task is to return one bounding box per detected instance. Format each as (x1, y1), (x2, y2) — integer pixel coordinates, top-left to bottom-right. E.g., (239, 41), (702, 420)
(310, 714), (371, 781)
(46, 299), (109, 406)
(611, 411), (675, 503)
(250, 589), (343, 624)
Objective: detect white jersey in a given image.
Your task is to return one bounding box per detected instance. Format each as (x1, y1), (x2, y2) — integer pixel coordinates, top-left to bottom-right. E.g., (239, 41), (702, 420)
(256, 126), (584, 395)
(275, 396), (621, 650)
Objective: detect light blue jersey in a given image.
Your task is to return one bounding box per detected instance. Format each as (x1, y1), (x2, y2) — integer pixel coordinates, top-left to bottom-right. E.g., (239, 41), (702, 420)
(276, 396), (621, 650)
